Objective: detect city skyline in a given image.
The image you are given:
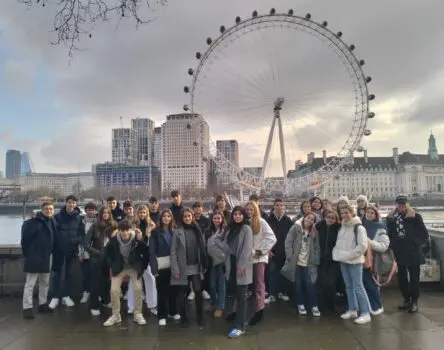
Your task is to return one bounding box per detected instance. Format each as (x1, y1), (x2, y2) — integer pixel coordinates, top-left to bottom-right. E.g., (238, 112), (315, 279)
(1, 0), (444, 175)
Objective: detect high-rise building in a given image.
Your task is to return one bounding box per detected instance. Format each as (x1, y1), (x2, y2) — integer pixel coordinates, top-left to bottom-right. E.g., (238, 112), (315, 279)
(21, 152), (35, 176)
(112, 128), (137, 164)
(131, 118), (155, 165)
(216, 140), (239, 186)
(161, 113), (209, 192)
(0, 170), (4, 179)
(153, 127), (162, 169)
(5, 149), (21, 180)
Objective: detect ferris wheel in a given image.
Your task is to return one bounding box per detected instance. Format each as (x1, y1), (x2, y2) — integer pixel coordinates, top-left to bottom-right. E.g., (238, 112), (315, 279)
(182, 8), (375, 195)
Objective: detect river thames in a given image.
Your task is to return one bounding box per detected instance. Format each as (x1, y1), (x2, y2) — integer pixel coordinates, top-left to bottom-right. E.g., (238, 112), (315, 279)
(1, 211), (444, 245)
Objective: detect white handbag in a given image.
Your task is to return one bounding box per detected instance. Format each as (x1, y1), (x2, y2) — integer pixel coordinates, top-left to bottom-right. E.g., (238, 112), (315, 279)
(157, 256), (171, 270)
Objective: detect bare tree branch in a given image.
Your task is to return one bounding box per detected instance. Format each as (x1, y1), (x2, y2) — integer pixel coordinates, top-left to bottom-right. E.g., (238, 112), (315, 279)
(19, 0), (167, 57)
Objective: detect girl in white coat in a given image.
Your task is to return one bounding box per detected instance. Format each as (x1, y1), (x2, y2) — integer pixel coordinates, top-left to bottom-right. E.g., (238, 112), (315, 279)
(333, 204), (372, 325)
(245, 201), (277, 326)
(127, 206), (157, 316)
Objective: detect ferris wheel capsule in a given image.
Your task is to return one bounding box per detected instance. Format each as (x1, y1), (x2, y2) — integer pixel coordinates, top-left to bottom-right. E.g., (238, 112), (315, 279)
(252, 10), (258, 17)
(288, 9), (294, 15)
(357, 146), (365, 152)
(270, 8), (276, 15)
(220, 25), (226, 33)
(235, 16), (241, 24)
(368, 94), (375, 100)
(366, 76), (372, 83)
(196, 52), (201, 59)
(305, 13), (311, 20)
(206, 37), (212, 45)
(364, 130), (372, 136)
(367, 112), (375, 119)
(184, 86), (190, 93)
(349, 44), (355, 51)
(336, 31), (343, 38)
(188, 68), (194, 76)
(322, 21), (328, 27)
(183, 105), (189, 111)
(359, 59), (365, 66)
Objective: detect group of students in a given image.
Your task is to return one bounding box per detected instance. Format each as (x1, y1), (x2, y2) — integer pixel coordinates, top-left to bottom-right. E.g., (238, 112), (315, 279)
(20, 191), (429, 338)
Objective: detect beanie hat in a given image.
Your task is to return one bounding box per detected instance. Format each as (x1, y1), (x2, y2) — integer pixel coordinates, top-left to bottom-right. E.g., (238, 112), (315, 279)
(338, 196), (349, 204)
(356, 195), (368, 204)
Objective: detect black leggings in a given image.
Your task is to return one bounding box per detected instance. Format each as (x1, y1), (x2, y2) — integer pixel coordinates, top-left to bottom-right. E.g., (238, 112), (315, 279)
(178, 275), (203, 322)
(156, 269), (178, 319)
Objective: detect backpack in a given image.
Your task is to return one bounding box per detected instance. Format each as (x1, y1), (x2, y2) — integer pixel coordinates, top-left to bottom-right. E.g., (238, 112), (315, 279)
(372, 244), (397, 287)
(354, 223), (372, 269)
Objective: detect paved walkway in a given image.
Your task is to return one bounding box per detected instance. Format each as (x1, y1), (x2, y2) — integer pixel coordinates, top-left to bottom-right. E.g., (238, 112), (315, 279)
(1, 288), (444, 350)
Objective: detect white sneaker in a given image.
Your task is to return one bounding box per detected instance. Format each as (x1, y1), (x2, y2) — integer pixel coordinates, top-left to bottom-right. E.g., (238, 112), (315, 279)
(102, 302), (112, 309)
(90, 309), (101, 316)
(128, 308), (134, 314)
(133, 313), (147, 326)
(48, 298), (59, 310)
(80, 292), (89, 304)
(265, 296), (276, 304)
(297, 305), (307, 315)
(202, 290), (211, 300)
(103, 314), (122, 327)
(341, 310), (358, 320)
(371, 308), (384, 316)
(150, 308), (158, 316)
(159, 318), (167, 326)
(187, 291), (195, 301)
(312, 306), (321, 317)
(168, 314), (181, 321)
(354, 313), (371, 324)
(278, 293), (290, 302)
(62, 297), (75, 307)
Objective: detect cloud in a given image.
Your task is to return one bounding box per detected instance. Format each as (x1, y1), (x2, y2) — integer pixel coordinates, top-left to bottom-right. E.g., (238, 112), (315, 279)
(0, 0), (444, 175)
(2, 60), (36, 92)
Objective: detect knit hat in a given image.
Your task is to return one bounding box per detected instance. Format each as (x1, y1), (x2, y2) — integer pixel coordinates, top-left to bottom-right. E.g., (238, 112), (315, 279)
(338, 196), (349, 204)
(356, 195), (368, 204)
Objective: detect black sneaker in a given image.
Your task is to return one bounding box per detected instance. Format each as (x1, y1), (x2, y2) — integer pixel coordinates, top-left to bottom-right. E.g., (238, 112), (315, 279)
(38, 304), (53, 313)
(248, 310), (264, 326)
(408, 301), (419, 314)
(398, 299), (411, 310)
(23, 308), (35, 319)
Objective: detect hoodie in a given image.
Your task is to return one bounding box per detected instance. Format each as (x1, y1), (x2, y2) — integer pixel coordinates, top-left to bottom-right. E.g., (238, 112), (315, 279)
(111, 203), (125, 222)
(332, 216), (368, 265)
(362, 219), (389, 254)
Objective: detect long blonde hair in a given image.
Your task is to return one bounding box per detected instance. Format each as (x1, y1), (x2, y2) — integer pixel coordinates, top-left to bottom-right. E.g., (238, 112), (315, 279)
(246, 201), (261, 234)
(136, 205), (155, 237)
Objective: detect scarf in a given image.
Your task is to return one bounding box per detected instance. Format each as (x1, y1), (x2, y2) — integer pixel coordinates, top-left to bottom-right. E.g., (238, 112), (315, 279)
(394, 212), (406, 239)
(362, 219), (385, 240)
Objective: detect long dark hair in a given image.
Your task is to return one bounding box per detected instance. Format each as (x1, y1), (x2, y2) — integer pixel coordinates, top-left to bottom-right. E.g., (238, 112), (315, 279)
(158, 209), (176, 231)
(226, 206), (248, 243)
(209, 209), (227, 233)
(96, 206), (117, 239)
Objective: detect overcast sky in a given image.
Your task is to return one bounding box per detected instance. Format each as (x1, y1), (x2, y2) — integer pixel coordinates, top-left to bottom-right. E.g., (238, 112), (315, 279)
(0, 0), (443, 177)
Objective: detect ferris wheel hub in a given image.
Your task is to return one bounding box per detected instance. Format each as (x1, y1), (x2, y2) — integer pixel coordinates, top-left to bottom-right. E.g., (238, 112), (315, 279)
(273, 97), (285, 112)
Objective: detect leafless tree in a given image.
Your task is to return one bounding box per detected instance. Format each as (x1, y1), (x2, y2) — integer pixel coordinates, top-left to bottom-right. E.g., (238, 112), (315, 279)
(19, 0), (168, 56)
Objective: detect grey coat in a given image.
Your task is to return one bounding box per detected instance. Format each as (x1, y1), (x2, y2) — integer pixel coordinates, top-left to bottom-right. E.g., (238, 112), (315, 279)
(170, 226), (206, 286)
(224, 224), (254, 286)
(282, 224), (321, 284)
(285, 224), (320, 267)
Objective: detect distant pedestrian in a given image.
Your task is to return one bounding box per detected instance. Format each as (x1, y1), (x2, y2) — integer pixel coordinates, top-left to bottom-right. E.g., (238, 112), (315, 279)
(21, 201), (57, 319)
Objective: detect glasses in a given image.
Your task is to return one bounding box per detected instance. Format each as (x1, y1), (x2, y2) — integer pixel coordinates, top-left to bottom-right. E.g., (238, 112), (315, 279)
(326, 216), (336, 220)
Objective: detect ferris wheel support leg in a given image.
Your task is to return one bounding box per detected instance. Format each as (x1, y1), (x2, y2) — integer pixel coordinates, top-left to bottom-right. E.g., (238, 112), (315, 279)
(261, 117), (277, 184)
(277, 115), (287, 191)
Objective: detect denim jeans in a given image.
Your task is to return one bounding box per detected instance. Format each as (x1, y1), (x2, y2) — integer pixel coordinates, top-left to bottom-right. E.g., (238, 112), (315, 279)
(210, 263), (226, 309)
(268, 257), (287, 297)
(340, 263), (371, 315)
(362, 268), (382, 311)
(52, 255), (75, 298)
(295, 266), (318, 308)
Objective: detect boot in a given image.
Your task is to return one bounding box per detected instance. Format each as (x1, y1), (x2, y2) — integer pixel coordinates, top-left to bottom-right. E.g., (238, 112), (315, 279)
(398, 299), (411, 310)
(248, 310), (264, 326)
(408, 301), (418, 314)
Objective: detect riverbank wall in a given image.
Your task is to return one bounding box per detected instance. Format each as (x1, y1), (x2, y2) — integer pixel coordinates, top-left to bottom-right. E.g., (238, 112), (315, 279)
(1, 230), (444, 297)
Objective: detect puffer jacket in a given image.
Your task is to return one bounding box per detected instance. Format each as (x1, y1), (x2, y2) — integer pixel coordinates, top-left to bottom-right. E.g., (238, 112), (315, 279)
(252, 218), (276, 264)
(332, 216), (368, 264)
(362, 219), (390, 253)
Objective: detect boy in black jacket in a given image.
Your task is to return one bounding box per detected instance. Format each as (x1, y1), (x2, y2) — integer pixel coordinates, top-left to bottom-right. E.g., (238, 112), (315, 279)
(103, 220), (148, 327)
